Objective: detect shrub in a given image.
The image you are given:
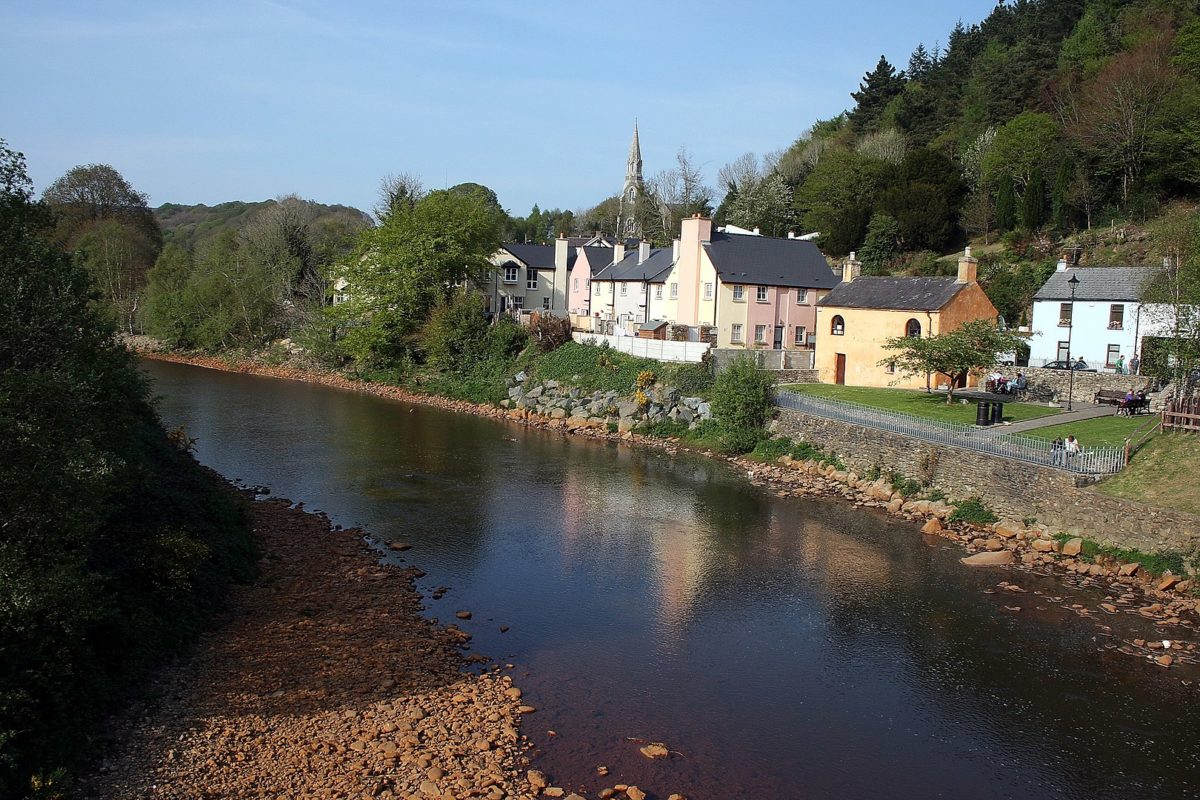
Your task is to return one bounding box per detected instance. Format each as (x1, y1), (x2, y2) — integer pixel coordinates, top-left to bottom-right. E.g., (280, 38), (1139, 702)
(749, 436), (795, 461)
(529, 313), (572, 353)
(887, 470), (923, 499)
(949, 496), (999, 525)
(661, 359), (714, 397)
(422, 290), (490, 371)
(635, 369), (657, 389)
(640, 419), (690, 439)
(484, 316), (529, 361)
(710, 357), (776, 453)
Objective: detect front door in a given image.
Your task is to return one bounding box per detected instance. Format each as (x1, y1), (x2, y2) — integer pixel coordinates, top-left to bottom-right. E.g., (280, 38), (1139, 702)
(773, 325), (784, 349)
(835, 353), (846, 385)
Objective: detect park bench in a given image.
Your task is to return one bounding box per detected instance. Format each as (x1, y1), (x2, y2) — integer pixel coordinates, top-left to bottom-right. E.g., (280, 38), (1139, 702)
(1096, 389), (1151, 415)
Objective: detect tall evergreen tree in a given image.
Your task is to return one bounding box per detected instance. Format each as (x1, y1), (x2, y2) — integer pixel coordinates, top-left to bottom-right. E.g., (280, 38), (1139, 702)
(1021, 168), (1046, 230)
(907, 43), (934, 81)
(849, 56), (906, 132)
(1051, 160), (1073, 230)
(995, 174), (1017, 232)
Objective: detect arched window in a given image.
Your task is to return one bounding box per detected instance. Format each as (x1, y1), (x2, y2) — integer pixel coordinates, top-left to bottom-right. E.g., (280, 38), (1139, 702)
(831, 315), (845, 336)
(906, 318), (922, 338)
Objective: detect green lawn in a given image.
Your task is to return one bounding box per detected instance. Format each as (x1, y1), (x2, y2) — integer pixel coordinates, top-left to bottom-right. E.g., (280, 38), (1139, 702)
(778, 383), (1062, 425)
(1011, 414), (1156, 447)
(1096, 432), (1200, 516)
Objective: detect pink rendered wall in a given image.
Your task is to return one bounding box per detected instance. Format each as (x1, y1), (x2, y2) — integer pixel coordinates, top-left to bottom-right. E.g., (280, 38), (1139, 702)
(745, 286), (819, 347)
(677, 217), (712, 325)
(567, 250), (591, 315)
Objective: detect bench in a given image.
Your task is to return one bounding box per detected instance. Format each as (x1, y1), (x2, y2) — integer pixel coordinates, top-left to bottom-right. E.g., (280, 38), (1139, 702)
(1096, 389), (1151, 415)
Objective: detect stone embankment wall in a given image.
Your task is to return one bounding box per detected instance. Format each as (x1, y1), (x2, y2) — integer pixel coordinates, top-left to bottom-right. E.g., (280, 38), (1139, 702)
(772, 369), (819, 384)
(772, 409), (1200, 559)
(1021, 367), (1155, 403)
(502, 375), (711, 433)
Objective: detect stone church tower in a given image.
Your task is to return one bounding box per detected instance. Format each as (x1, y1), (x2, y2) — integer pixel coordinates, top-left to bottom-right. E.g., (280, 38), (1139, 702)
(616, 121), (643, 240)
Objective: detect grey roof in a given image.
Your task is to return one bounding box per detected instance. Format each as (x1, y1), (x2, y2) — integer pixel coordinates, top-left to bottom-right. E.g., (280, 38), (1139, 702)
(702, 233), (839, 289)
(818, 276), (967, 311)
(1033, 266), (1157, 302)
(638, 319), (668, 331)
(578, 246), (613, 272)
(592, 248), (674, 283)
(500, 244), (555, 268)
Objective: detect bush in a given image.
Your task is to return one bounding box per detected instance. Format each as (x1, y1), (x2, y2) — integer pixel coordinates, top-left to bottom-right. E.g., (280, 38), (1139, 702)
(749, 436), (795, 461)
(887, 470), (923, 499)
(710, 357), (776, 453)
(422, 290), (489, 370)
(640, 419), (691, 439)
(661, 359), (714, 396)
(949, 496), (999, 525)
(529, 313), (572, 353)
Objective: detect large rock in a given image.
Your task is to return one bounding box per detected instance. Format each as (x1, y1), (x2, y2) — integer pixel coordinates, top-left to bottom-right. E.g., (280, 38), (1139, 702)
(1061, 537), (1084, 557)
(1030, 538), (1055, 552)
(616, 399), (640, 419)
(961, 551), (1015, 566)
(993, 520), (1022, 539)
(921, 517), (943, 534)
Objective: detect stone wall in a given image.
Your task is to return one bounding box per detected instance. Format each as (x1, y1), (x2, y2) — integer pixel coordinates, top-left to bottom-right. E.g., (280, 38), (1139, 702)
(1021, 367), (1155, 403)
(772, 409), (1200, 560)
(772, 369), (819, 384)
(502, 375), (711, 433)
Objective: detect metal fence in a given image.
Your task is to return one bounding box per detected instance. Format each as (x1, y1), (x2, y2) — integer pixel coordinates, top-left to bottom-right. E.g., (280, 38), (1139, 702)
(774, 390), (1127, 474)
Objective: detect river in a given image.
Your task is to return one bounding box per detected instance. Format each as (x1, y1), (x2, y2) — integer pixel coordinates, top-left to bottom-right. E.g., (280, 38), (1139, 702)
(143, 359), (1199, 800)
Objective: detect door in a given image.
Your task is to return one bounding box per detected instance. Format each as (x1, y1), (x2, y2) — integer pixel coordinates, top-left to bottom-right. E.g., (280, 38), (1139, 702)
(835, 353), (846, 385)
(773, 325), (784, 349)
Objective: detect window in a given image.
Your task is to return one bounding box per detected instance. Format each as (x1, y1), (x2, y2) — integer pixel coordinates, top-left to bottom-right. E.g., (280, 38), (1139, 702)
(1106, 344), (1121, 367)
(527, 272), (538, 290)
(731, 323), (744, 343)
(620, 283), (627, 297)
(503, 265), (518, 284)
(655, 285), (663, 300)
(756, 286), (768, 302)
(627, 187), (636, 202)
(1059, 302), (1073, 327)
(1109, 304), (1125, 330)
(754, 324), (767, 344)
(573, 278), (579, 290)
(885, 360), (896, 374)
(733, 285), (745, 301)
(640, 283), (646, 295)
(670, 283), (678, 299)
(794, 326), (806, 346)
(594, 283), (601, 297)
(796, 289), (808, 304)
(831, 315), (845, 336)
(1057, 340), (1070, 361)
(906, 318), (921, 338)
(543, 297), (552, 310)
(704, 282), (713, 300)
(585, 279), (590, 290)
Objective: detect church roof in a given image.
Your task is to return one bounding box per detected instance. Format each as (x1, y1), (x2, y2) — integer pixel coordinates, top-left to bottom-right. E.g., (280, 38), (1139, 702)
(702, 233), (838, 289)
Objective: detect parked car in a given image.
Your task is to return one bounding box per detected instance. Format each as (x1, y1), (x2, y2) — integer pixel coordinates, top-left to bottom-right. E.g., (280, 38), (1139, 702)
(1042, 360), (1097, 372)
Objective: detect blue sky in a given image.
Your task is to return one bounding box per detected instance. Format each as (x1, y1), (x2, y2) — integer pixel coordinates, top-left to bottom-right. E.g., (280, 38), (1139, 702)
(2, 0), (996, 216)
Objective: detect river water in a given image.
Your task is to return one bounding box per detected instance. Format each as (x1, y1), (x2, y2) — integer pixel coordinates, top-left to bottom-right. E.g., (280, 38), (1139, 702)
(143, 360), (1199, 800)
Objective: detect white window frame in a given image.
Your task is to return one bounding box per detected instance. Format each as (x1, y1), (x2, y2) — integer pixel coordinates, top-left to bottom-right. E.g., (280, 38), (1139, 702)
(573, 278), (579, 290)
(831, 315), (845, 336)
(797, 289), (808, 304)
(754, 324), (767, 344)
(542, 297), (551, 310)
(670, 283), (678, 300)
(756, 286), (768, 302)
(640, 283), (646, 295)
(794, 326), (806, 346)
(503, 265), (519, 284)
(1059, 302), (1073, 327)
(527, 272), (538, 290)
(594, 283), (601, 297)
(1106, 344), (1121, 367)
(733, 285), (745, 301)
(703, 282), (713, 301)
(1057, 340), (1070, 361)
(1109, 304), (1125, 330)
(731, 323), (744, 343)
(655, 285), (663, 300)
(620, 283), (628, 297)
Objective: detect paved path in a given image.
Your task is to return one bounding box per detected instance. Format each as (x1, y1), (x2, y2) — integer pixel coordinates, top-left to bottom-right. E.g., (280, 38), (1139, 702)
(983, 403), (1115, 435)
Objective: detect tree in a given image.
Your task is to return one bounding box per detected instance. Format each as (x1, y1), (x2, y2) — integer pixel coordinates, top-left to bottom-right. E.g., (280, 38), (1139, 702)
(1051, 160), (1073, 230)
(1140, 209), (1200, 389)
(981, 112), (1062, 191)
(649, 147), (713, 242)
(995, 174), (1016, 232)
(881, 318), (1025, 403)
(330, 188), (506, 366)
(908, 43), (935, 81)
(850, 56), (906, 132)
(374, 172), (425, 222)
(710, 356), (776, 453)
(961, 188), (995, 244)
(858, 213), (901, 275)
(1020, 167), (1046, 230)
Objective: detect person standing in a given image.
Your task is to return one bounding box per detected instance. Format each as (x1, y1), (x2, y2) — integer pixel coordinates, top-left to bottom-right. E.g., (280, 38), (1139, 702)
(1130, 353), (1141, 375)
(1051, 436), (1066, 467)
(1065, 435), (1081, 468)
(1115, 354), (1126, 374)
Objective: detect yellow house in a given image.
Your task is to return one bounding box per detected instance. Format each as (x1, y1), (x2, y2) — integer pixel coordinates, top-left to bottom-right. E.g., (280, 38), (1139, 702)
(814, 249), (999, 389)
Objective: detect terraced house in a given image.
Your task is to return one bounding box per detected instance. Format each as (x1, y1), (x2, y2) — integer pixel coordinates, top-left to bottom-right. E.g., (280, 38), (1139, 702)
(487, 240), (612, 317)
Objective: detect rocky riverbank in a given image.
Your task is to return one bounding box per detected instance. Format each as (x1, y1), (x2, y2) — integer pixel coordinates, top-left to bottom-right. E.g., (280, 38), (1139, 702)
(135, 349), (1199, 676)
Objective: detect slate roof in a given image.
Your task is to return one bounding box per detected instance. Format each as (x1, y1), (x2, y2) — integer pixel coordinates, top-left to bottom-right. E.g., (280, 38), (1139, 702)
(702, 232), (839, 289)
(499, 243), (582, 270)
(818, 276), (968, 311)
(592, 248), (674, 283)
(578, 246), (613, 272)
(1033, 266), (1157, 302)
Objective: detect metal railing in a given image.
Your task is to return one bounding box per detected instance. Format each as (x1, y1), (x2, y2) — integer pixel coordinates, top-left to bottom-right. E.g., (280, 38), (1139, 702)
(774, 391), (1127, 474)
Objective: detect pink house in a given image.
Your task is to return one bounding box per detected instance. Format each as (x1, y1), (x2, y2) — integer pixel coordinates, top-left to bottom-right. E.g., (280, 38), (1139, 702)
(568, 245), (619, 319)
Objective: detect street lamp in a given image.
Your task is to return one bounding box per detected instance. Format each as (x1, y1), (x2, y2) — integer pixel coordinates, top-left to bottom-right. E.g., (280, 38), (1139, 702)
(1066, 273), (1080, 412)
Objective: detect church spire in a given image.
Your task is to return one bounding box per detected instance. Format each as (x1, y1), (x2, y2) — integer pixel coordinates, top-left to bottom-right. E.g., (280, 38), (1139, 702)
(618, 120), (644, 240)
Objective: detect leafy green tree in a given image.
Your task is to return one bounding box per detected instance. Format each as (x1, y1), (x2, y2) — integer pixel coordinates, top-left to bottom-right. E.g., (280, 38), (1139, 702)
(422, 289), (490, 370)
(881, 318), (1025, 403)
(850, 56), (906, 133)
(795, 148), (885, 252)
(710, 356), (776, 453)
(982, 112), (1062, 191)
(858, 213), (901, 275)
(330, 188), (506, 366)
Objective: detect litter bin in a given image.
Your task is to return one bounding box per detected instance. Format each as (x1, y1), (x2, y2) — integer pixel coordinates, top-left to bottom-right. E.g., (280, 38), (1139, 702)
(990, 401), (1004, 425)
(975, 400), (991, 426)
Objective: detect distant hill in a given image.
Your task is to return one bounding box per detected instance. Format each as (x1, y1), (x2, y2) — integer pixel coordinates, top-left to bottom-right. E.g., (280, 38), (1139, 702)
(154, 200), (372, 252)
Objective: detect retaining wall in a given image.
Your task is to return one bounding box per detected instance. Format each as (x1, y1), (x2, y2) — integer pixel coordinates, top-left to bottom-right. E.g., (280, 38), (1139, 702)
(1021, 367), (1155, 403)
(772, 408), (1200, 559)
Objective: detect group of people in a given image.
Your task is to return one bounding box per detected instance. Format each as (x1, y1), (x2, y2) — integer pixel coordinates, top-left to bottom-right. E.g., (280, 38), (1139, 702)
(1113, 354), (1141, 375)
(1050, 434), (1081, 466)
(986, 372), (1028, 395)
(1116, 388), (1149, 416)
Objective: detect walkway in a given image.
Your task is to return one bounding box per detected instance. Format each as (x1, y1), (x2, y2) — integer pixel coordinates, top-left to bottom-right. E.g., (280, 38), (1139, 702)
(982, 403), (1115, 436)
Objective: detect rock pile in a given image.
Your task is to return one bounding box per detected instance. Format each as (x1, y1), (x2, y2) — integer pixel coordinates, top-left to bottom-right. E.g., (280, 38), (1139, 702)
(502, 374), (711, 433)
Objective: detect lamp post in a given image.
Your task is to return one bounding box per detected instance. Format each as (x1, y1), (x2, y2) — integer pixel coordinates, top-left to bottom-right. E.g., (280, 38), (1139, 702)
(1066, 273), (1080, 412)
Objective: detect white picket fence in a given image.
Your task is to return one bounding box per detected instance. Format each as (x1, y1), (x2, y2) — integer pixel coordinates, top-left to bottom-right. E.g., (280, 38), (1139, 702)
(571, 332), (711, 363)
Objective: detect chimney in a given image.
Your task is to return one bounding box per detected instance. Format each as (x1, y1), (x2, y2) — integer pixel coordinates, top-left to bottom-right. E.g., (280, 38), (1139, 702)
(554, 235), (569, 271)
(680, 215), (713, 245)
(672, 238), (680, 263)
(787, 231), (796, 239)
(842, 251), (861, 283)
(638, 240), (651, 264)
(612, 242), (626, 265)
(1056, 257), (1068, 272)
(753, 227), (761, 236)
(956, 246), (978, 283)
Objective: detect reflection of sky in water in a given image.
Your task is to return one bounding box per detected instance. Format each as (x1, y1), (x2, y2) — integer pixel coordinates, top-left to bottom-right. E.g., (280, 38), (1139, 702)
(144, 359), (1200, 800)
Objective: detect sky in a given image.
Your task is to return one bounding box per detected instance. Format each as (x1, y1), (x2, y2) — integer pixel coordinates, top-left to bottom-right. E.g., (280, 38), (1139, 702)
(2, 0), (997, 217)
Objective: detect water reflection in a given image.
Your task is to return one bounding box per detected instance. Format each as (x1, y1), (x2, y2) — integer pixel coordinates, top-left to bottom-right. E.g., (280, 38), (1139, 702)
(143, 360), (1199, 800)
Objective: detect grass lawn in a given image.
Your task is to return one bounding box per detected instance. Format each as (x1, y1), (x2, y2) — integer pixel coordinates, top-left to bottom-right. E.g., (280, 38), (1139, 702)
(778, 383), (1062, 425)
(1012, 414), (1157, 447)
(1096, 433), (1200, 516)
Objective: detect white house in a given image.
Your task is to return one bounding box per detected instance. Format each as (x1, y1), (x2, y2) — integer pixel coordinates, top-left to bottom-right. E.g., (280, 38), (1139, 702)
(1029, 261), (1174, 370)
